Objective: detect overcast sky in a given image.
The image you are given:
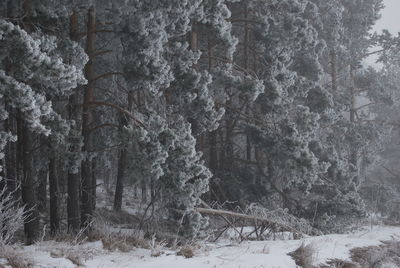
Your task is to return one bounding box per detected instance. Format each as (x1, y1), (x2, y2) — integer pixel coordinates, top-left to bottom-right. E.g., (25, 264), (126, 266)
(366, 0), (400, 66)
(374, 0), (400, 34)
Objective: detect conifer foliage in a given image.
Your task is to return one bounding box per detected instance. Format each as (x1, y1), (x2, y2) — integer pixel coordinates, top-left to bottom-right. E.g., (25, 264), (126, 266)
(1, 0), (399, 243)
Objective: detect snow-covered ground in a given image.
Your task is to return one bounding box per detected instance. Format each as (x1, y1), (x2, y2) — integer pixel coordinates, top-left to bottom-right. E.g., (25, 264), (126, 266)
(3, 225), (400, 268)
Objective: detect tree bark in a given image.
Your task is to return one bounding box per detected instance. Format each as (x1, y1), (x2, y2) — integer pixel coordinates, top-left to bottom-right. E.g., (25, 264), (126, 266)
(187, 20), (201, 138)
(113, 91), (132, 211)
(113, 136), (126, 211)
(349, 65), (358, 183)
(49, 157), (59, 234)
(91, 160), (96, 211)
(67, 9), (81, 233)
(4, 104), (17, 196)
(243, 1), (252, 161)
(81, 6), (96, 229)
(141, 181), (147, 203)
(21, 124), (39, 245)
(207, 38), (219, 201)
(19, 0), (39, 245)
(0, 100), (5, 187)
(37, 168), (47, 213)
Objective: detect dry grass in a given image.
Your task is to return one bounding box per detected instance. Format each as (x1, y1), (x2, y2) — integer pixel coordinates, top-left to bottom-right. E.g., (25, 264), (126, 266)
(288, 243), (315, 268)
(65, 254), (85, 267)
(318, 239), (400, 268)
(320, 259), (358, 268)
(51, 229), (89, 246)
(0, 181), (27, 245)
(0, 245), (34, 268)
(177, 245), (195, 258)
(88, 222), (149, 252)
(350, 245), (385, 267)
(38, 239), (101, 267)
(95, 207), (140, 226)
(50, 248), (85, 267)
(350, 239), (400, 268)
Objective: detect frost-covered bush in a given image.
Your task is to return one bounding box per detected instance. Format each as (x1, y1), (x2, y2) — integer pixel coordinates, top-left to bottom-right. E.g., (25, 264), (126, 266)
(122, 115), (210, 238)
(0, 179), (26, 245)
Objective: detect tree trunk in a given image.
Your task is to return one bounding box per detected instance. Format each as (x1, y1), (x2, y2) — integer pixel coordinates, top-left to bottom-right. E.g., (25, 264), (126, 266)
(349, 65), (358, 184)
(16, 111), (23, 198)
(19, 1), (39, 244)
(207, 37), (219, 201)
(49, 157), (59, 234)
(67, 10), (81, 233)
(37, 168), (47, 213)
(4, 104), (17, 196)
(81, 6), (96, 229)
(243, 1), (251, 161)
(141, 181), (147, 203)
(113, 91), (136, 208)
(91, 160), (96, 211)
(0, 100), (5, 185)
(207, 38), (218, 170)
(21, 124), (39, 245)
(113, 142), (126, 211)
(113, 88), (134, 211)
(187, 20), (201, 138)
(219, 127), (225, 171)
(225, 114), (234, 170)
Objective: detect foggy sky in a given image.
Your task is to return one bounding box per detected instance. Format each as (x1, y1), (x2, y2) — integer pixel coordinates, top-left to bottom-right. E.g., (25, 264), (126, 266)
(366, 0), (400, 66)
(374, 0), (400, 34)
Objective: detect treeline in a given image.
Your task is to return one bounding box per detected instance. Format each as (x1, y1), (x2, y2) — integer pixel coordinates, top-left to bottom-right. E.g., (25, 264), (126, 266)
(1, 0), (400, 244)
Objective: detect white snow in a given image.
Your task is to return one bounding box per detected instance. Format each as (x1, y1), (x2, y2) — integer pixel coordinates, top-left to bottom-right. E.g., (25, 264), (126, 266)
(3, 225), (400, 268)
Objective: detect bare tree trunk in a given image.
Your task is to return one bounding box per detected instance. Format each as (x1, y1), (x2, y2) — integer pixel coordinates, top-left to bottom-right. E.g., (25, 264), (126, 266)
(49, 156), (59, 234)
(207, 37), (219, 201)
(243, 1), (251, 161)
(141, 181), (147, 203)
(19, 0), (39, 245)
(349, 65), (358, 183)
(113, 118), (127, 211)
(188, 20), (201, 138)
(104, 167), (110, 193)
(225, 115), (234, 170)
(219, 127), (225, 171)
(67, 10), (81, 233)
(207, 38), (218, 170)
(91, 160), (96, 211)
(0, 100), (5, 186)
(21, 124), (39, 245)
(37, 168), (47, 213)
(113, 91), (133, 211)
(81, 6), (96, 228)
(4, 104), (17, 196)
(16, 112), (23, 199)
(113, 144), (126, 211)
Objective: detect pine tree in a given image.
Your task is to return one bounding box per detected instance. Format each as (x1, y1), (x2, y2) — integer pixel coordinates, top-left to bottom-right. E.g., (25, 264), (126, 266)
(0, 17), (86, 242)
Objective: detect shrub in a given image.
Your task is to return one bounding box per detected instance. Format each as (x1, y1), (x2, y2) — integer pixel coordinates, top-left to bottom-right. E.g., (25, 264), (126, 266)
(0, 245), (34, 268)
(0, 178), (27, 245)
(288, 243), (315, 268)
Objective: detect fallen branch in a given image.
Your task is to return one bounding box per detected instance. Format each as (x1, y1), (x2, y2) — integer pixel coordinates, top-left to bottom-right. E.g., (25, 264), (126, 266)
(195, 207), (304, 236)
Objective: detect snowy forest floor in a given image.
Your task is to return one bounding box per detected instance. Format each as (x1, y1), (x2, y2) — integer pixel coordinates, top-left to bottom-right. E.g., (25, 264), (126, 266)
(2, 184), (400, 268)
(1, 225), (400, 268)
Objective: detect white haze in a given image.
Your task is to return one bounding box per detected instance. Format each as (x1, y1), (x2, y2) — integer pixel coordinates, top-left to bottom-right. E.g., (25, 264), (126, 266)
(367, 0), (400, 66)
(375, 0), (400, 34)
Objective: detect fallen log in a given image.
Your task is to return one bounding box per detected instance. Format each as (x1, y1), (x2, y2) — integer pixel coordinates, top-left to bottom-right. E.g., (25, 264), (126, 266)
(195, 207), (305, 236)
